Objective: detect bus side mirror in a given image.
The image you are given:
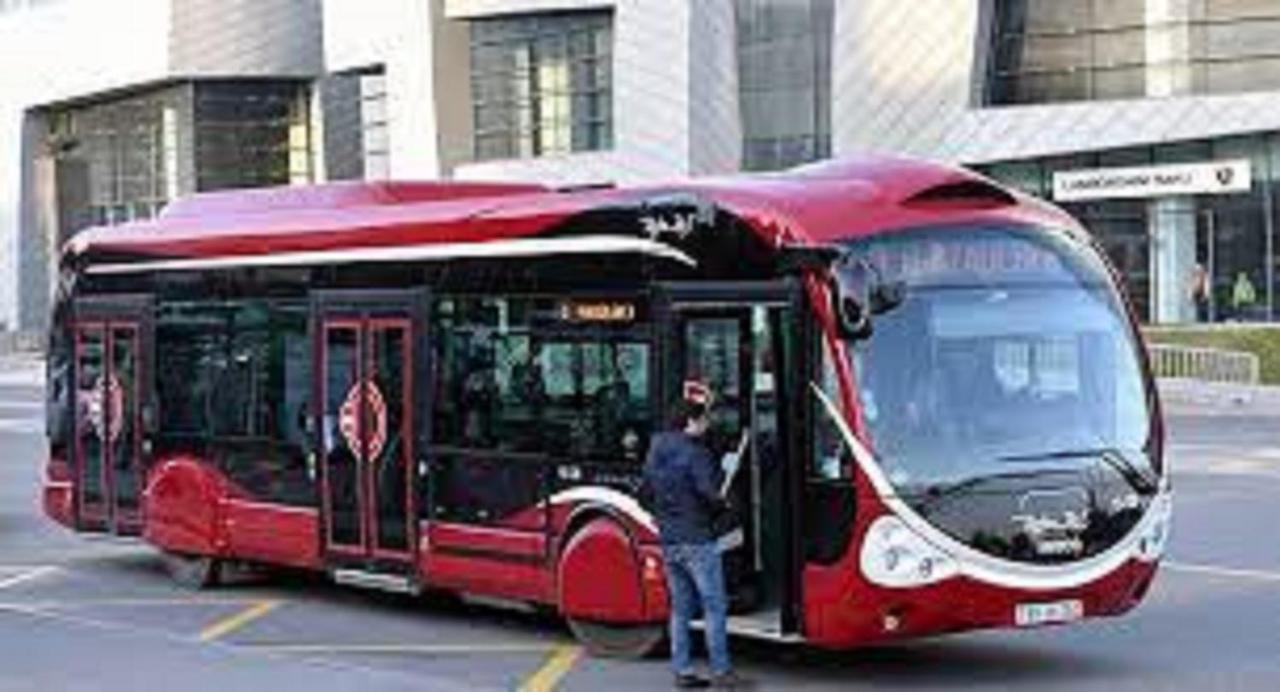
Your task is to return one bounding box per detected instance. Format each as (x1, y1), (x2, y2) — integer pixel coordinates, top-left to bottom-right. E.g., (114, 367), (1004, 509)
(870, 280), (906, 316)
(831, 257), (875, 340)
(831, 257), (905, 340)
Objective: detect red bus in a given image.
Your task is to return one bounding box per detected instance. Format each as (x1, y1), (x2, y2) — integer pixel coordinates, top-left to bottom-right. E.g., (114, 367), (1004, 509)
(43, 156), (1169, 655)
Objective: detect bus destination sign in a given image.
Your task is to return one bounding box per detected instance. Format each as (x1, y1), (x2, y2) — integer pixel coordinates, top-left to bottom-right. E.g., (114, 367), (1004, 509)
(559, 300), (637, 323)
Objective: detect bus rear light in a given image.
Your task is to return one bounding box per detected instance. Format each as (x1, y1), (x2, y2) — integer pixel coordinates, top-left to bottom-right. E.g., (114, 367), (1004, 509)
(861, 515), (958, 588)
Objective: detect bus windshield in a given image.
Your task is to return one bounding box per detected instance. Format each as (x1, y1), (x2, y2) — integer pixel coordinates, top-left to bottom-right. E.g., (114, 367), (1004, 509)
(846, 224), (1155, 497)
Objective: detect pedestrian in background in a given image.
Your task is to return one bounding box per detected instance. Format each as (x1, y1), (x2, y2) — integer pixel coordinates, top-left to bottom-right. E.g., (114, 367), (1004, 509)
(1232, 271), (1258, 320)
(641, 382), (744, 689)
(1190, 262), (1211, 323)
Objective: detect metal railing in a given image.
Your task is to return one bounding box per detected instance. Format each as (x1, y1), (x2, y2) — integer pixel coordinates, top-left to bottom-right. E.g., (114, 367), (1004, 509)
(1147, 343), (1261, 385)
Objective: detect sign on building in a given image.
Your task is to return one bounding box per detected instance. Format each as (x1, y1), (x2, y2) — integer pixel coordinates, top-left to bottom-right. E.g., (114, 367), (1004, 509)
(1052, 160), (1252, 202)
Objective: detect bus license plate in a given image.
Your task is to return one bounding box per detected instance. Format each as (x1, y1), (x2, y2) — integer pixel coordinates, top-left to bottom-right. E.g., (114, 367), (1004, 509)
(1015, 599), (1083, 627)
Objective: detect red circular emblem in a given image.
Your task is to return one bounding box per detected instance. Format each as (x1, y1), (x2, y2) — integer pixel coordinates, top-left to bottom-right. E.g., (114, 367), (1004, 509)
(338, 380), (388, 461)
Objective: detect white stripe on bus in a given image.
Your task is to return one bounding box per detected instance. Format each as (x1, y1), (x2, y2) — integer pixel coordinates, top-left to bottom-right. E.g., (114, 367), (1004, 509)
(85, 235), (697, 275)
(543, 485), (658, 535)
(810, 380), (1174, 592)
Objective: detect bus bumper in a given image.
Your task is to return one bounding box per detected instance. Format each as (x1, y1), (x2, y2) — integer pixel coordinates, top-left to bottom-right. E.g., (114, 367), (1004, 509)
(804, 558), (1159, 648)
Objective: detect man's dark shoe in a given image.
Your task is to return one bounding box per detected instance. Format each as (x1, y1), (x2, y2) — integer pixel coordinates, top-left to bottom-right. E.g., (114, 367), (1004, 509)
(710, 671), (752, 689)
(675, 673), (711, 688)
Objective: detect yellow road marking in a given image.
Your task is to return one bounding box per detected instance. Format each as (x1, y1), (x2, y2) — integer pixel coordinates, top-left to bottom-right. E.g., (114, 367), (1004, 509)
(244, 642), (554, 655)
(519, 643), (582, 692)
(198, 599), (282, 643)
(0, 597), (263, 609)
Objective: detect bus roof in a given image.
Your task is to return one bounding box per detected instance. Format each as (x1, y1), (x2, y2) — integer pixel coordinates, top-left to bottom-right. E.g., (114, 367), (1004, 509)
(66, 155), (1078, 270)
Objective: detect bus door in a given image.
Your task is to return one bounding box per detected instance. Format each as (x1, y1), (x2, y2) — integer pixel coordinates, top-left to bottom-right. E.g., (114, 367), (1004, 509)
(71, 295), (153, 535)
(655, 281), (805, 636)
(314, 290), (427, 572)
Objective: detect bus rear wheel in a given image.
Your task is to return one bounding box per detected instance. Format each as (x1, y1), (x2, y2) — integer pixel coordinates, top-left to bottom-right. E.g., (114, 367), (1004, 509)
(161, 551), (220, 589)
(567, 618), (664, 659)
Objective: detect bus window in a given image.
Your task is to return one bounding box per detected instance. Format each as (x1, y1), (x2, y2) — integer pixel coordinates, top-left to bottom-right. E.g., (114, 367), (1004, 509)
(813, 339), (853, 481)
(155, 301), (313, 507)
(429, 295), (653, 527)
(683, 317), (742, 446)
(433, 295), (653, 460)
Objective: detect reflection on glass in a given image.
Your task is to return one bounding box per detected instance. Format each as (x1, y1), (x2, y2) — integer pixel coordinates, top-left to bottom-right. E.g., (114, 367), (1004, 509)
(848, 225), (1153, 493)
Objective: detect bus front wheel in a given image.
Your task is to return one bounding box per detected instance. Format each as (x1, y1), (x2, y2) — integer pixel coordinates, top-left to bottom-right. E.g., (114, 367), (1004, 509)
(567, 618), (664, 659)
(161, 550), (220, 589)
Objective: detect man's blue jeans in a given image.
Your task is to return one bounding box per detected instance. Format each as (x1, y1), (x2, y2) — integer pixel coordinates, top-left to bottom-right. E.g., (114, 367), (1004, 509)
(662, 541), (731, 677)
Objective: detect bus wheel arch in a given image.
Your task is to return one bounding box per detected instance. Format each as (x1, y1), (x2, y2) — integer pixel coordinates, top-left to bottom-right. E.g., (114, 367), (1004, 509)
(557, 508), (664, 658)
(143, 457), (225, 560)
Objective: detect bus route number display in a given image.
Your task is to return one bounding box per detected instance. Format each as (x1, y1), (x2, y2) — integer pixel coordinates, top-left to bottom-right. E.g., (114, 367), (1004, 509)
(559, 300), (637, 323)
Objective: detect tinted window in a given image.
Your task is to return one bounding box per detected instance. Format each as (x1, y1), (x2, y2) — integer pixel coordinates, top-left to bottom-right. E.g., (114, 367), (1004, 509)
(433, 296), (652, 461)
(847, 225), (1153, 493)
(155, 301), (313, 506)
(429, 295), (652, 527)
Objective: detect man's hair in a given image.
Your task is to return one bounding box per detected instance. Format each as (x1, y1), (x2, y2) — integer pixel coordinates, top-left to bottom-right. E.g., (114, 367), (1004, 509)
(670, 399), (708, 429)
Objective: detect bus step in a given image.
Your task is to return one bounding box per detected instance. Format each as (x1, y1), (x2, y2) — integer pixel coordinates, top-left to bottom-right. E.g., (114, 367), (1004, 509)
(332, 569), (420, 596)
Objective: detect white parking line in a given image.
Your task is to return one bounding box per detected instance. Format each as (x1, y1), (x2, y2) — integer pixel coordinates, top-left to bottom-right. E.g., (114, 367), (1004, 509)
(0, 401), (45, 410)
(0, 566), (60, 590)
(0, 419), (45, 434)
(1164, 561), (1280, 584)
(0, 371), (43, 387)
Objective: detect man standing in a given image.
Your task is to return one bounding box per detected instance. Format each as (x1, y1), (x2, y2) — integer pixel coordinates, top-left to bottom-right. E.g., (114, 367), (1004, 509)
(642, 383), (742, 689)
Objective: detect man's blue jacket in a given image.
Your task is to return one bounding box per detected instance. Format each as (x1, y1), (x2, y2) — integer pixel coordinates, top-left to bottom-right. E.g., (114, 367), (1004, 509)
(641, 431), (726, 545)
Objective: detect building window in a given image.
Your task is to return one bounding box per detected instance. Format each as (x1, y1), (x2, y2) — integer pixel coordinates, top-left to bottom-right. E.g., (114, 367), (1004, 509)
(987, 0), (1147, 105)
(46, 86), (186, 232)
(194, 81), (313, 191)
(736, 0), (833, 171)
(470, 11), (613, 161)
(320, 67), (390, 182)
(359, 71), (390, 179)
(1188, 1), (1280, 95)
(989, 0), (1280, 105)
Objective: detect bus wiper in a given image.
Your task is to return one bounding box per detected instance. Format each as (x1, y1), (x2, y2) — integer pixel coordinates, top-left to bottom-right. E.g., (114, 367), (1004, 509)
(917, 467), (1076, 514)
(998, 447), (1157, 495)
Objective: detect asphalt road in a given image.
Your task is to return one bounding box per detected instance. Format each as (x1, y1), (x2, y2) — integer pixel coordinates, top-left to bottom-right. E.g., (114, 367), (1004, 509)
(0, 363), (1277, 691)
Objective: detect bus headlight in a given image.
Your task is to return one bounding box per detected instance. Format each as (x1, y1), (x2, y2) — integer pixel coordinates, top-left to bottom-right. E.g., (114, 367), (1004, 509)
(1136, 493), (1173, 562)
(861, 515), (958, 588)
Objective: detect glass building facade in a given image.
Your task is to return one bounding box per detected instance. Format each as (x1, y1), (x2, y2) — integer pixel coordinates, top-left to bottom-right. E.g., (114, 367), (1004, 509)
(735, 0), (833, 171)
(980, 132), (1280, 323)
(988, 0), (1280, 105)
